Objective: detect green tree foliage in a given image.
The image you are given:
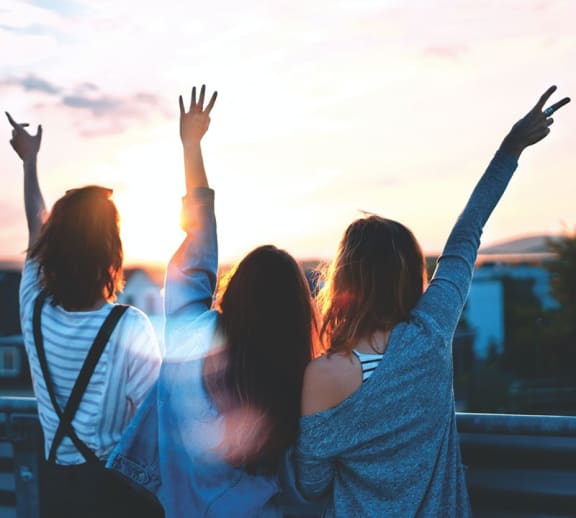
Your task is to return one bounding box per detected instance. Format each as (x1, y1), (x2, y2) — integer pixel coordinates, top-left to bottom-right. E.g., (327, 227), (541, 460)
(542, 231), (576, 380)
(501, 276), (545, 377)
(547, 230), (576, 321)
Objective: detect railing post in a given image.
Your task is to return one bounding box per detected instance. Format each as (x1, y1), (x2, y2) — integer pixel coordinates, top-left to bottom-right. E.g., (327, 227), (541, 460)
(7, 413), (42, 518)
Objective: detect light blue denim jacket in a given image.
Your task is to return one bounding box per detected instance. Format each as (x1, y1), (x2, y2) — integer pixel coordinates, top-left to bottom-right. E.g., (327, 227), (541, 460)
(107, 188), (306, 517)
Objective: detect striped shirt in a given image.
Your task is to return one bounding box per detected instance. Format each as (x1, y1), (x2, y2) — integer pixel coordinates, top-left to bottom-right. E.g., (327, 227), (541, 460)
(19, 259), (161, 465)
(352, 349), (384, 382)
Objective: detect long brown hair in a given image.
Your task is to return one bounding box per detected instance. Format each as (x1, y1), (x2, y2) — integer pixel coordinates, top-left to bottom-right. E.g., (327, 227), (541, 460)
(29, 185), (124, 310)
(203, 245), (316, 473)
(318, 215), (427, 354)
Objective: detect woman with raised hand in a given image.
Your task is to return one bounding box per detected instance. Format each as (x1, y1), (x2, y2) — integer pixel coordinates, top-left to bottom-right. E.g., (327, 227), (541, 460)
(109, 85), (317, 517)
(6, 112), (162, 517)
(295, 86), (570, 517)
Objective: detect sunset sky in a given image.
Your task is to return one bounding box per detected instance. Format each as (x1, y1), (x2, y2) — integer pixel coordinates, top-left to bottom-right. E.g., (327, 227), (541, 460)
(1, 0), (575, 266)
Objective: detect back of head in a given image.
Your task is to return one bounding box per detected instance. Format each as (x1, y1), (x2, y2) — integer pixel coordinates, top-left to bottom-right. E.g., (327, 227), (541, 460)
(206, 245), (315, 472)
(319, 215), (427, 354)
(29, 186), (124, 310)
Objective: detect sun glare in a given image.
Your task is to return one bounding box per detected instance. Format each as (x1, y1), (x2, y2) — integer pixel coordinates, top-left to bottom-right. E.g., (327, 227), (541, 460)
(110, 135), (186, 266)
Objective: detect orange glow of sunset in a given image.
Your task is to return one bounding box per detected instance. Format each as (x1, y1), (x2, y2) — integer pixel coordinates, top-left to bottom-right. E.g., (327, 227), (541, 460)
(1, 0), (575, 266)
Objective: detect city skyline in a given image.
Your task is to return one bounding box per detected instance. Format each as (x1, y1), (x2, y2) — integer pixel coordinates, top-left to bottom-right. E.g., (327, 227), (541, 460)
(1, 0), (575, 265)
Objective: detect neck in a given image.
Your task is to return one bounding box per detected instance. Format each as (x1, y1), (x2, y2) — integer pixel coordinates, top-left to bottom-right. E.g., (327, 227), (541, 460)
(354, 329), (391, 355)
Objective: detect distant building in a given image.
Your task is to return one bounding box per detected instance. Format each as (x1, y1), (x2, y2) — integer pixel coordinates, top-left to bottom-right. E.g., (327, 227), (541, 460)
(118, 267), (164, 316)
(465, 278), (505, 359)
(0, 335), (30, 388)
(117, 266), (165, 340)
(0, 268), (22, 336)
(0, 265), (28, 388)
(464, 260), (558, 360)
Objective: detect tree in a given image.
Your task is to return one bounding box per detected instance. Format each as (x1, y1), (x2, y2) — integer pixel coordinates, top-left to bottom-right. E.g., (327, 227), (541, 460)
(547, 229), (576, 322)
(541, 230), (576, 380)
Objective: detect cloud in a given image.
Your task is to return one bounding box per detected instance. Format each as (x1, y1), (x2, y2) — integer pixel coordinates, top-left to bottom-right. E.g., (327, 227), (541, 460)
(0, 23), (57, 37)
(0, 74), (169, 136)
(0, 75), (61, 94)
(29, 0), (88, 17)
(61, 94), (121, 114)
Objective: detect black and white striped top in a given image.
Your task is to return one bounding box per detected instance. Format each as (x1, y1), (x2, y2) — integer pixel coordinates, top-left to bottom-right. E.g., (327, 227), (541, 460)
(19, 259), (162, 465)
(352, 349), (384, 382)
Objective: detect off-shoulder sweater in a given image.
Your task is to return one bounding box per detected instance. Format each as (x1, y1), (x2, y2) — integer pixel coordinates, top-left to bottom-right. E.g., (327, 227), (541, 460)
(295, 150), (518, 517)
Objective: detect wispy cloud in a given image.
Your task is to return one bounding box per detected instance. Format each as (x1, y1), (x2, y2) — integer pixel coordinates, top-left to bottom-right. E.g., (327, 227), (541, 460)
(61, 95), (121, 114)
(0, 23), (59, 37)
(29, 0), (88, 17)
(0, 74), (169, 136)
(0, 75), (61, 95)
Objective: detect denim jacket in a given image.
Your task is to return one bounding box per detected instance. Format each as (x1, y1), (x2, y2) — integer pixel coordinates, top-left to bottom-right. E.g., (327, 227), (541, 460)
(107, 188), (307, 517)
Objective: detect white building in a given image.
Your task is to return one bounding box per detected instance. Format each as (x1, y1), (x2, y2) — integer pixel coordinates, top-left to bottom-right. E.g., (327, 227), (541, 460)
(117, 267), (165, 340)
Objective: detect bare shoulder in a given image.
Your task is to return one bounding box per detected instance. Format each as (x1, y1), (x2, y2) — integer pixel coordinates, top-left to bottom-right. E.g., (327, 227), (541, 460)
(301, 352), (362, 416)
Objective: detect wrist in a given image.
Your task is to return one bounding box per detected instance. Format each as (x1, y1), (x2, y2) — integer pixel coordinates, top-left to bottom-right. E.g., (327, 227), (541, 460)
(182, 140), (202, 151)
(22, 155), (38, 167)
(498, 138), (522, 160)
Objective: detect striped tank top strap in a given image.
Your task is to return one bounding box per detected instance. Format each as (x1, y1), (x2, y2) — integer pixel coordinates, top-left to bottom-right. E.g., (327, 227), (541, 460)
(352, 349), (384, 382)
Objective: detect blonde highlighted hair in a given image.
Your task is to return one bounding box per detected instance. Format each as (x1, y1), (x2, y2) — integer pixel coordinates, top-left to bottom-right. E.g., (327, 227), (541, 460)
(318, 215), (427, 354)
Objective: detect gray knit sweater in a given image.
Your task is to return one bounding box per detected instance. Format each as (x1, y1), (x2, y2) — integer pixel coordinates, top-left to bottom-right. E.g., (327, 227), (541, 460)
(295, 150), (518, 517)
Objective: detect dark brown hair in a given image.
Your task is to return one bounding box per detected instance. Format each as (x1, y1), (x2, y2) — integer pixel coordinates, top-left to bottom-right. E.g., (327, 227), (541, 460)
(204, 245), (316, 473)
(319, 215), (427, 354)
(29, 185), (124, 310)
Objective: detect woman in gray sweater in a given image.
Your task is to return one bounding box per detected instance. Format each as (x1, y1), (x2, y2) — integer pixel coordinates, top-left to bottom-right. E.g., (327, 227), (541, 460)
(295, 86), (570, 517)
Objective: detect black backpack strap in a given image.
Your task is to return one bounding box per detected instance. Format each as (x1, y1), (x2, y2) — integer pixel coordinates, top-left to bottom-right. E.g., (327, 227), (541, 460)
(49, 303), (129, 464)
(32, 292), (89, 458)
(33, 293), (99, 462)
(33, 293), (129, 464)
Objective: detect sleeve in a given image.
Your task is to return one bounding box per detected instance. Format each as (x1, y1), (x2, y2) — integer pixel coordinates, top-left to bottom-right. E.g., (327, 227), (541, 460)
(414, 150), (518, 339)
(279, 447), (331, 505)
(125, 308), (162, 409)
(19, 258), (41, 323)
(163, 188), (218, 356)
(294, 441), (335, 499)
(106, 382), (162, 495)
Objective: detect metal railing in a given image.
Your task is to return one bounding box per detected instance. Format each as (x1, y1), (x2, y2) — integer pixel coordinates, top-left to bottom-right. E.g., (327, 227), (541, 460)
(0, 397), (41, 518)
(2, 397), (576, 517)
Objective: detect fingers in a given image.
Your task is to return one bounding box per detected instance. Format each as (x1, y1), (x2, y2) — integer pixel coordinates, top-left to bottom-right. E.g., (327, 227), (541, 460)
(535, 85), (557, 111)
(198, 84), (206, 111)
(190, 86), (196, 111)
(182, 85), (217, 113)
(544, 96), (571, 116)
(5, 111), (17, 128)
(526, 126), (552, 144)
(5, 111), (29, 130)
(205, 91), (218, 113)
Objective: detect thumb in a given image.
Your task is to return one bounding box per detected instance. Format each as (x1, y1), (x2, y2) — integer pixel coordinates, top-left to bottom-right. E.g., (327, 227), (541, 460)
(36, 124), (43, 139)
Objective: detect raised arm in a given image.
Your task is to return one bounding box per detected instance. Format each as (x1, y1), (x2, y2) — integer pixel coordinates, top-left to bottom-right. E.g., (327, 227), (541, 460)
(179, 84), (218, 192)
(6, 112), (46, 248)
(164, 86), (219, 357)
(417, 86), (570, 335)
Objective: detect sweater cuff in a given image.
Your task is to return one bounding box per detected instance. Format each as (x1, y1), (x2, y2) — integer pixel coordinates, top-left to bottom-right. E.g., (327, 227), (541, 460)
(181, 187), (215, 205)
(180, 188), (215, 232)
(492, 149), (518, 170)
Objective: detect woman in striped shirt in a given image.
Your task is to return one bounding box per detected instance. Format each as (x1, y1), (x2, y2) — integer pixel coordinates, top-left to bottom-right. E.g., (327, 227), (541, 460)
(7, 112), (162, 517)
